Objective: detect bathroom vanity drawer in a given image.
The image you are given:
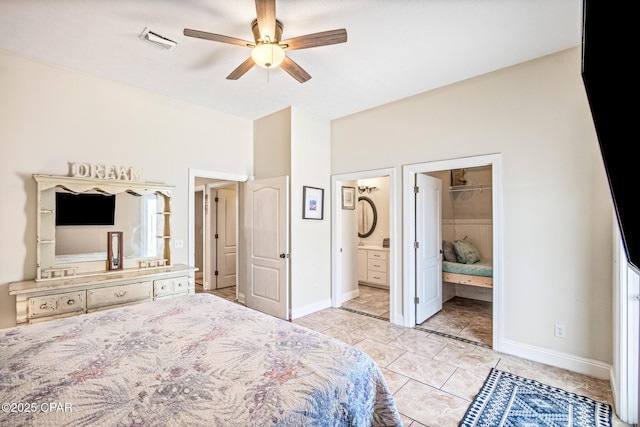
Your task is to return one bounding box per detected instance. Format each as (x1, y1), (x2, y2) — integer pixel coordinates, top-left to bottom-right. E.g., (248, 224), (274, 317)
(154, 276), (189, 298)
(367, 250), (388, 261)
(367, 271), (387, 286)
(28, 291), (85, 319)
(87, 281), (152, 310)
(367, 258), (387, 272)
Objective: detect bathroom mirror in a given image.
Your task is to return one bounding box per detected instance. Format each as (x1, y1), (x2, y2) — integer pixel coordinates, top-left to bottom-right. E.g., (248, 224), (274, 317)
(358, 196), (377, 238)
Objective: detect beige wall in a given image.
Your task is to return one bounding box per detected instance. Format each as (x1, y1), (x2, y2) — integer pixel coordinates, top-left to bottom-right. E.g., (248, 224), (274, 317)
(0, 50), (253, 329)
(290, 108), (332, 314)
(331, 47), (614, 364)
(253, 108), (291, 179)
(251, 107), (332, 316)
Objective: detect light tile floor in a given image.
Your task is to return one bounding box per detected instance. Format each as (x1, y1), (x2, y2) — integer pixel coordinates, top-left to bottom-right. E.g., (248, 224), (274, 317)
(343, 285), (493, 347)
(199, 284), (630, 426)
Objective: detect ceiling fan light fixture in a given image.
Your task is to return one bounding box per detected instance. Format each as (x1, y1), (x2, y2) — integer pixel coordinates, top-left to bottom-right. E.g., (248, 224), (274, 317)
(251, 43), (285, 68)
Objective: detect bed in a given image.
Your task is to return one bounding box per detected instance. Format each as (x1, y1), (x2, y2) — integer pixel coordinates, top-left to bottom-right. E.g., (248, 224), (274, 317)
(0, 293), (402, 426)
(442, 259), (493, 288)
(442, 238), (493, 288)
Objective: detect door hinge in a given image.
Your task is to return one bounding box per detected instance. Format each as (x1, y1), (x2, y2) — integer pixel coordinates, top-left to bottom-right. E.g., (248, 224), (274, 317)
(414, 296), (420, 304)
(414, 186), (419, 193)
(214, 197), (219, 202)
(214, 233), (219, 239)
(414, 241), (419, 249)
(214, 270), (219, 276)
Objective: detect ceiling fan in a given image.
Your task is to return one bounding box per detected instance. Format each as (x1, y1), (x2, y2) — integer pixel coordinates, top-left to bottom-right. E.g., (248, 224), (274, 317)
(183, 0), (347, 83)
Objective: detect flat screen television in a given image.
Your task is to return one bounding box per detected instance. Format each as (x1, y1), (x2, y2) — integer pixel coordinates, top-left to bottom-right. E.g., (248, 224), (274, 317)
(55, 192), (116, 226)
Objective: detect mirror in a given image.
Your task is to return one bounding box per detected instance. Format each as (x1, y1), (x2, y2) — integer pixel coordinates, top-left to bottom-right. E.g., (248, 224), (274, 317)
(54, 191), (164, 263)
(358, 196), (377, 238)
(34, 174), (174, 281)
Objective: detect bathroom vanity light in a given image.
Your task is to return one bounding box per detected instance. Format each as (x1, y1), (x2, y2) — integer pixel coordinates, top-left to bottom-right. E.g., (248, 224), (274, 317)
(358, 185), (377, 194)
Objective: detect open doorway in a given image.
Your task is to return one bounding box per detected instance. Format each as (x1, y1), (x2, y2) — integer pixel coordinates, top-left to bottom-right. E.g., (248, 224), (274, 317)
(331, 168), (399, 324)
(415, 166), (494, 347)
(193, 180), (237, 291)
(403, 154), (503, 351)
(188, 169), (248, 303)
(341, 176), (391, 320)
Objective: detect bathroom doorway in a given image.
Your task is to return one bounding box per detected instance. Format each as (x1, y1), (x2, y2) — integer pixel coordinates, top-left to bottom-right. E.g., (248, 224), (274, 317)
(331, 168), (399, 324)
(342, 176), (391, 320)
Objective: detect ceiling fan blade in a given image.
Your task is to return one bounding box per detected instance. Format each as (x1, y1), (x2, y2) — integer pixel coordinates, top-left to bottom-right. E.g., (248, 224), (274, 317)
(281, 29), (347, 50)
(255, 0), (276, 41)
(280, 56), (311, 83)
(184, 29), (253, 47)
(226, 57), (256, 80)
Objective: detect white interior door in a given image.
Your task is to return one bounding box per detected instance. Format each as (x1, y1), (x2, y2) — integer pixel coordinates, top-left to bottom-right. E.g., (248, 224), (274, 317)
(215, 187), (237, 289)
(245, 176), (290, 320)
(194, 190), (204, 284)
(415, 173), (442, 324)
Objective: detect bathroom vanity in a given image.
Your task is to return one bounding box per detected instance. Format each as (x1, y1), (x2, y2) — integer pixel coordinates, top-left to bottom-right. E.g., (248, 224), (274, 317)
(357, 246), (389, 289)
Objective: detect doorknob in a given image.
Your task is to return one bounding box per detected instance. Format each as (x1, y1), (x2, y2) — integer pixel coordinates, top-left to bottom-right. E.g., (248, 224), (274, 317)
(279, 253), (286, 258)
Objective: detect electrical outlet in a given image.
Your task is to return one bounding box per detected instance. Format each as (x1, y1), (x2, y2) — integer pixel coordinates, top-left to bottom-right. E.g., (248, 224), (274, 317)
(174, 239), (184, 249)
(554, 323), (566, 338)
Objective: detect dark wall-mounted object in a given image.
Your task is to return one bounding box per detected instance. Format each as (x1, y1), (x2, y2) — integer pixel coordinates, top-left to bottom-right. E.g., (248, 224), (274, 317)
(55, 192), (116, 226)
(581, 0), (637, 271)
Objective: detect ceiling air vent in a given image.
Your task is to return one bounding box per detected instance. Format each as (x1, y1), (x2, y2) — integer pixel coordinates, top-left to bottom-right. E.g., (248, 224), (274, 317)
(140, 27), (177, 51)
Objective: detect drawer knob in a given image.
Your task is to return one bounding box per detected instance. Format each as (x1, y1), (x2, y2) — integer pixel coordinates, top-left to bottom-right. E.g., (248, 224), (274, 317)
(39, 303), (50, 310)
(161, 285), (166, 290)
(67, 299), (75, 305)
(114, 290), (128, 298)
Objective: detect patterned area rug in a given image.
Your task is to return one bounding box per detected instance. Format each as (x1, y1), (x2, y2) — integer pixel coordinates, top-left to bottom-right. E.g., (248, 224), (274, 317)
(459, 368), (612, 427)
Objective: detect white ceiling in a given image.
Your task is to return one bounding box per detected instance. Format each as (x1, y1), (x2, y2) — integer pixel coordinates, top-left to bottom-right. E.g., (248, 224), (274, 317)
(0, 0), (583, 121)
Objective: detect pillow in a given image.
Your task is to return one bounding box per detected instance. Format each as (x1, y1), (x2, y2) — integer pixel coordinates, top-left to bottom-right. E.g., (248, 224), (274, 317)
(453, 237), (481, 264)
(442, 240), (457, 262)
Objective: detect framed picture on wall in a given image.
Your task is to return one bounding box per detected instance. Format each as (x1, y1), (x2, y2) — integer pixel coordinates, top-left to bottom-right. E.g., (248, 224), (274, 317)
(302, 186), (324, 220)
(341, 186), (355, 210)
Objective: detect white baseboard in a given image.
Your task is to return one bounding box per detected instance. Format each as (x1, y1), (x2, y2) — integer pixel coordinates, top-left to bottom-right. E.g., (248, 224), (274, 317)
(500, 338), (612, 380)
(341, 288), (359, 303)
(291, 298), (332, 320)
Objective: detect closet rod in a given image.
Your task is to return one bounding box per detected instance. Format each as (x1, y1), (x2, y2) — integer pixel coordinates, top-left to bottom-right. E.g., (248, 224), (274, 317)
(449, 184), (491, 192)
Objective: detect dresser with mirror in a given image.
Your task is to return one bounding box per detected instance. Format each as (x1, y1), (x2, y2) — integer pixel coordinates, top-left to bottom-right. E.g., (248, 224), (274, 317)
(9, 173), (197, 325)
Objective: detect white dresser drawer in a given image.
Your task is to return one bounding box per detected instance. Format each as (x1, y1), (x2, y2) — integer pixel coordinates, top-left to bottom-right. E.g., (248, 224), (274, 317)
(367, 271), (387, 286)
(367, 250), (388, 261)
(28, 291), (85, 319)
(367, 259), (387, 272)
(87, 281), (152, 310)
(154, 276), (189, 298)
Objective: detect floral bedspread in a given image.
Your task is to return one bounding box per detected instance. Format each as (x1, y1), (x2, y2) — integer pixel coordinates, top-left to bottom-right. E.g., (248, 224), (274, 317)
(0, 293), (402, 426)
